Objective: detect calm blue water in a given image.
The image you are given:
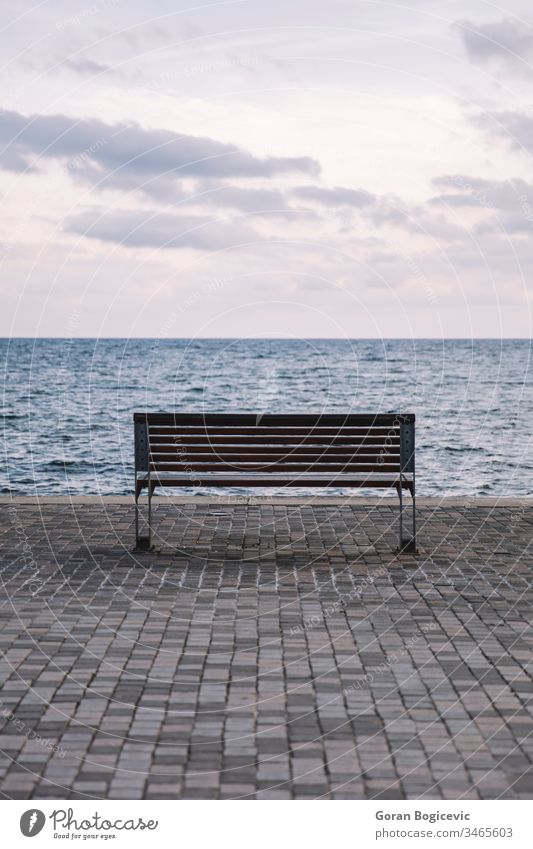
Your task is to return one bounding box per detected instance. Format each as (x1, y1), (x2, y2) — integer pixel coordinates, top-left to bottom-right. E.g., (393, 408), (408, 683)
(1, 338), (532, 496)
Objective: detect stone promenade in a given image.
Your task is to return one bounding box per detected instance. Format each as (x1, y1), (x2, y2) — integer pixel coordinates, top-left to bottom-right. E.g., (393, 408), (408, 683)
(0, 496), (532, 800)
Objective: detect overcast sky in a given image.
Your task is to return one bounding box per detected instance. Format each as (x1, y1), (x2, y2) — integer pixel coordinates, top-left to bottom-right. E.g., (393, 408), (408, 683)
(1, 0), (533, 337)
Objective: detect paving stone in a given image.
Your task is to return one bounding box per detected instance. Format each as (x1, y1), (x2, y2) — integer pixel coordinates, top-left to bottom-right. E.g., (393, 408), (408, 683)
(0, 499), (532, 799)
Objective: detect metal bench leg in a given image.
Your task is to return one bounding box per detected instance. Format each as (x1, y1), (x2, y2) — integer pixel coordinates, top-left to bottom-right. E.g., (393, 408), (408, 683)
(397, 482), (403, 548)
(396, 484), (417, 555)
(411, 488), (417, 552)
(147, 485), (153, 548)
(135, 487), (153, 551)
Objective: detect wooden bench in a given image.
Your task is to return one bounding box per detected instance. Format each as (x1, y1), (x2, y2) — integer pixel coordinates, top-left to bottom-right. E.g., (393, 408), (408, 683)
(134, 413), (417, 553)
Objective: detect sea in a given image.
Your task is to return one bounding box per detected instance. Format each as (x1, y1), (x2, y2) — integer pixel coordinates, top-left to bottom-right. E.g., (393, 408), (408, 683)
(1, 338), (531, 496)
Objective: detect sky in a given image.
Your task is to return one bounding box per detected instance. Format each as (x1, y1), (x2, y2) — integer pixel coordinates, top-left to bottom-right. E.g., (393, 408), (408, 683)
(1, 0), (533, 338)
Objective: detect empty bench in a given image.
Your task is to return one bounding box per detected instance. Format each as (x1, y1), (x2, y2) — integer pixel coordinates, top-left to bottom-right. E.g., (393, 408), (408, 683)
(134, 413), (416, 553)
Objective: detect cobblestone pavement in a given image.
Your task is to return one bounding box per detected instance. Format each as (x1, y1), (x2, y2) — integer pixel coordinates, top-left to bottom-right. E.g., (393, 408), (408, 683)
(0, 498), (532, 800)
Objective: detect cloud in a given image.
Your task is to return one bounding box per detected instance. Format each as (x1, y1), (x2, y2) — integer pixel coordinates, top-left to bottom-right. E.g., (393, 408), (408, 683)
(292, 185), (376, 207)
(429, 174), (533, 237)
(65, 208), (261, 250)
(0, 109), (321, 183)
(473, 110), (533, 154)
(474, 211), (533, 237)
(0, 146), (38, 173)
(198, 183), (289, 211)
(431, 174), (533, 209)
(62, 58), (112, 76)
(65, 162), (293, 210)
(454, 17), (533, 75)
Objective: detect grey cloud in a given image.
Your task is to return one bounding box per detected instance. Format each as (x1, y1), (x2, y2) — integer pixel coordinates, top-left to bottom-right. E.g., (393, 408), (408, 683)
(430, 193), (482, 208)
(404, 214), (466, 242)
(208, 184), (288, 211)
(455, 18), (533, 74)
(370, 200), (410, 227)
(474, 210), (533, 237)
(69, 162), (291, 210)
(0, 109), (320, 181)
(292, 185), (375, 207)
(292, 182), (470, 243)
(66, 208), (260, 250)
(474, 110), (533, 153)
(371, 197), (466, 242)
(0, 146), (38, 173)
(67, 160), (194, 203)
(431, 174), (533, 210)
(62, 58), (112, 75)
(431, 174), (533, 236)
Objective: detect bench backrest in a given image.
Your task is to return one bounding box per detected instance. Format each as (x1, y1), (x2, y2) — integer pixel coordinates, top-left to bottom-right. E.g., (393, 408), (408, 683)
(134, 413), (415, 477)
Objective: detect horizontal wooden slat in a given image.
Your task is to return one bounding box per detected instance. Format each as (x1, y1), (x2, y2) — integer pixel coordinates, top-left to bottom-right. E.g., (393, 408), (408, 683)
(149, 448), (399, 460)
(135, 412), (414, 426)
(149, 462), (400, 473)
(148, 436), (399, 446)
(136, 471), (413, 488)
(148, 426), (400, 436)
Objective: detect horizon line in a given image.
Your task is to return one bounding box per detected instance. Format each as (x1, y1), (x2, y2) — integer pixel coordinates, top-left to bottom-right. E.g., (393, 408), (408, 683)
(0, 336), (532, 342)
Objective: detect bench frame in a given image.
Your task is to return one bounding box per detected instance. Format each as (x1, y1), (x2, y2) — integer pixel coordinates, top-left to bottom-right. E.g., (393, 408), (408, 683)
(134, 412), (417, 554)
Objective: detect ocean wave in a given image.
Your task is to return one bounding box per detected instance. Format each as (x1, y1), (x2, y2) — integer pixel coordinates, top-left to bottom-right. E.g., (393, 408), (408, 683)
(44, 459), (94, 469)
(444, 445), (484, 453)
